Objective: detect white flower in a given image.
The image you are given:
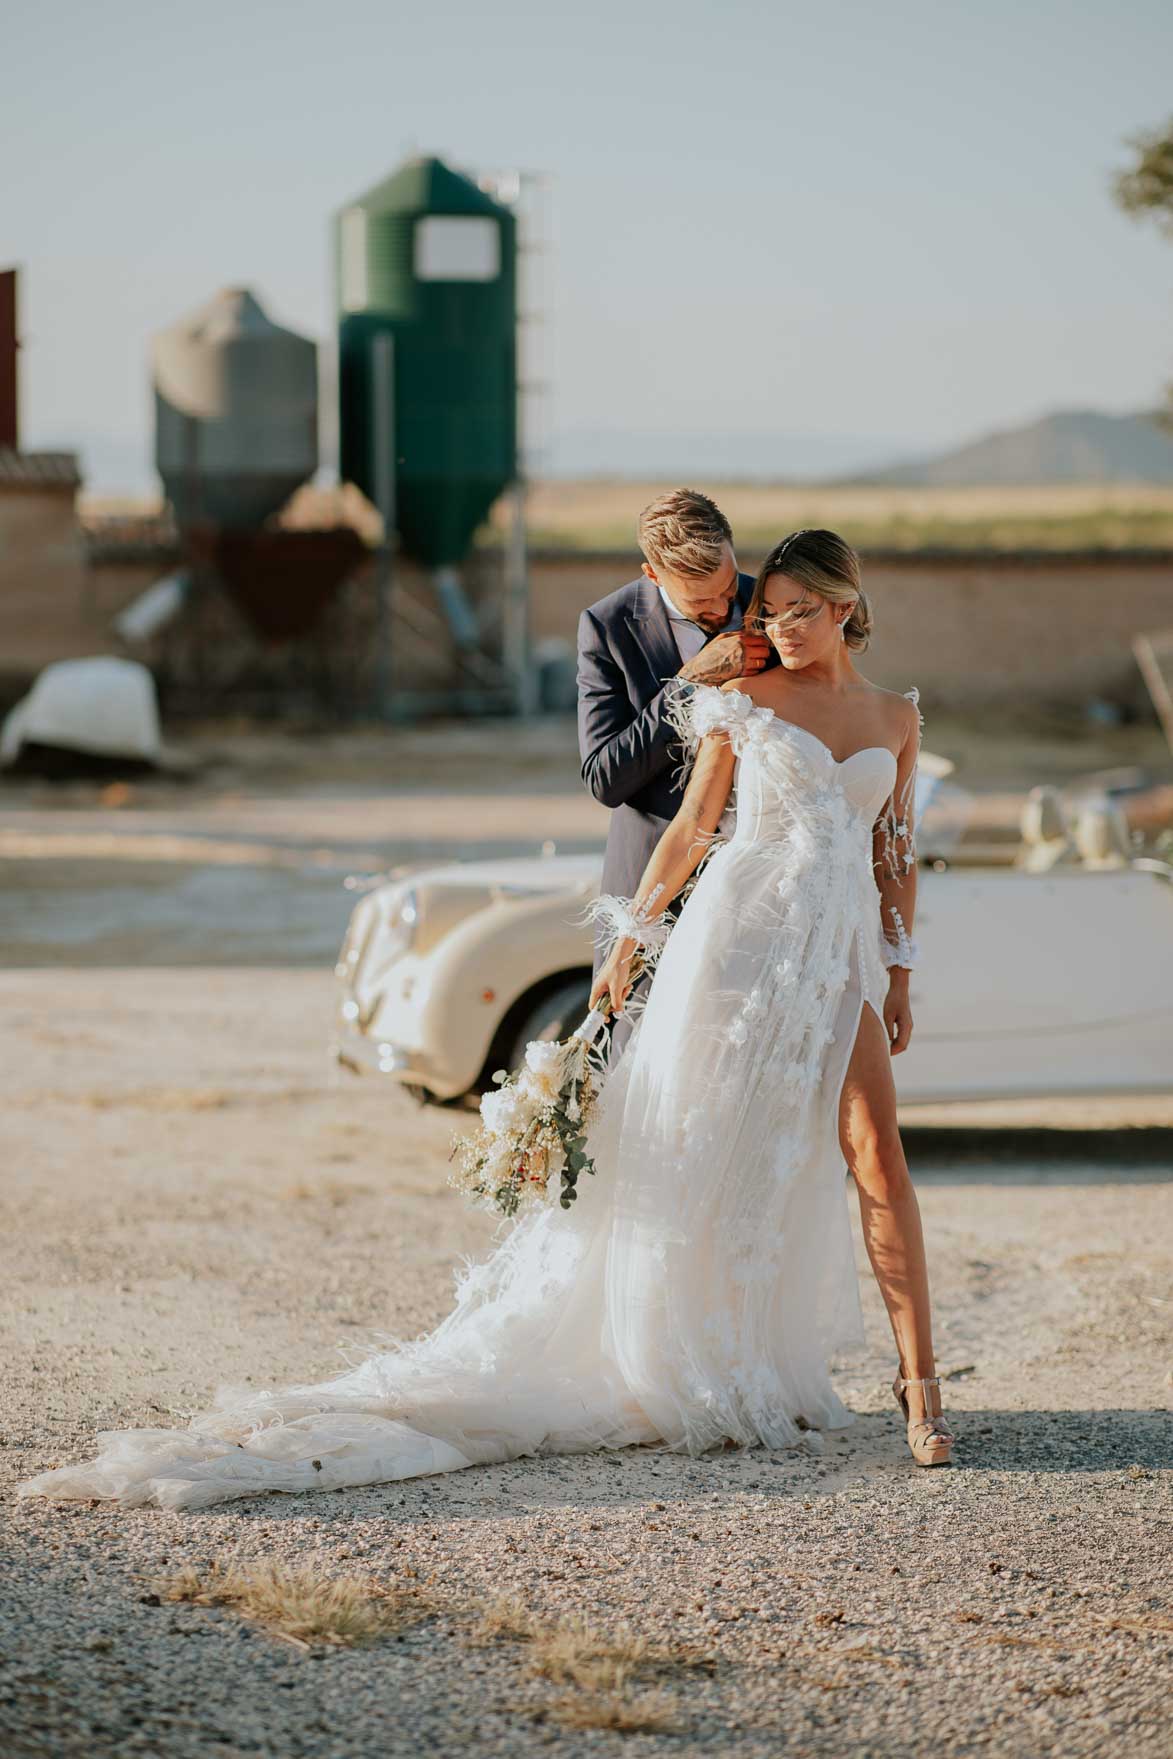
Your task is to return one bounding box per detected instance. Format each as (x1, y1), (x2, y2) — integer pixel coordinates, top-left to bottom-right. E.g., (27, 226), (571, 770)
(524, 1038), (563, 1081)
(521, 1038), (566, 1102)
(727, 1017), (749, 1048)
(480, 1082), (532, 1137)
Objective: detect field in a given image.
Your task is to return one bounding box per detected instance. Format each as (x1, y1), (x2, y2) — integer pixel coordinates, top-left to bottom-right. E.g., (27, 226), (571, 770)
(508, 481), (1173, 554)
(79, 480), (1173, 556)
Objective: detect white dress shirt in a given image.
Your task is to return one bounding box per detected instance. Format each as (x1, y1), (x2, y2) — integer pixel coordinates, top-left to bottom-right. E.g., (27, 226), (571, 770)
(657, 584), (743, 662)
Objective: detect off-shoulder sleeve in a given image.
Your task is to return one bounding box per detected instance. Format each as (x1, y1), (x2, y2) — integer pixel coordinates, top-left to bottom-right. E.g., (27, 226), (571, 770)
(663, 681), (775, 769)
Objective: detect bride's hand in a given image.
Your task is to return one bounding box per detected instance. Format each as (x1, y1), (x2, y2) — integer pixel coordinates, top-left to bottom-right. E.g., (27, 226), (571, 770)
(884, 971), (913, 1055)
(590, 941), (636, 1015)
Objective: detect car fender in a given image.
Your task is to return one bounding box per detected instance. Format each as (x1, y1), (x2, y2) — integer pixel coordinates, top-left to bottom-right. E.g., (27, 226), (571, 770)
(409, 888), (595, 1095)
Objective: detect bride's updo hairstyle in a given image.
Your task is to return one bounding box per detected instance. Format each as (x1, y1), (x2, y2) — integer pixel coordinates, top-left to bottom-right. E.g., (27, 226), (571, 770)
(747, 528), (873, 653)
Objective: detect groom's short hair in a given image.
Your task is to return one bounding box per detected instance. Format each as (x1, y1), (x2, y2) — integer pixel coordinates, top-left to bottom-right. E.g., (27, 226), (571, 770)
(637, 489), (733, 580)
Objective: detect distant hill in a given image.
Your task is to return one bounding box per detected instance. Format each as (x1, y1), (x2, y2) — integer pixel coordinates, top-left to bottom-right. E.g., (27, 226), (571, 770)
(543, 428), (915, 482)
(856, 409), (1173, 486)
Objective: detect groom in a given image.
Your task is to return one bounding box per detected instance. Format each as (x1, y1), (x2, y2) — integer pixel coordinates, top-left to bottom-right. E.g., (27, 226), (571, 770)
(576, 488), (770, 1052)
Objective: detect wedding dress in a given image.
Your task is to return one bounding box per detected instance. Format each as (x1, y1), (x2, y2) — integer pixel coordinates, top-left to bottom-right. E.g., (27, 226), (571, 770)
(18, 682), (920, 1511)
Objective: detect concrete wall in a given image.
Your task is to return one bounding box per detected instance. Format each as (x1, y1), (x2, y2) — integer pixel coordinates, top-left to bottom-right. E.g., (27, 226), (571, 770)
(2, 499), (1170, 717)
(0, 486), (90, 696)
(526, 549), (1173, 713)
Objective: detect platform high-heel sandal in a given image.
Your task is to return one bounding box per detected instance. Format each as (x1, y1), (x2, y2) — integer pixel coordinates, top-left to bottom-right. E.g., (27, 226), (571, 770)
(892, 1372), (955, 1468)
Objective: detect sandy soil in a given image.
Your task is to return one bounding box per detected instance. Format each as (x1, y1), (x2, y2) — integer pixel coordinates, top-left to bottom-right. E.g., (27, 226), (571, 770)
(1, 724), (1171, 1757)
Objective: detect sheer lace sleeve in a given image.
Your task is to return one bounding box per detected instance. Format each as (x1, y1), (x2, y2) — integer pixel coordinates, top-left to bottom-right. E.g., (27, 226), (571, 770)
(874, 687), (922, 969)
(875, 686), (922, 883)
(878, 907), (919, 970)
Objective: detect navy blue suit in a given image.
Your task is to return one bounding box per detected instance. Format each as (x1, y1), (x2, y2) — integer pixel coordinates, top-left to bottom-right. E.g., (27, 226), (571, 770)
(576, 570), (757, 990)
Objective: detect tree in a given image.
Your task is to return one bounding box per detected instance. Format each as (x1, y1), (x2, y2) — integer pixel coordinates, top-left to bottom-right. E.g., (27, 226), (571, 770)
(1115, 117), (1173, 241)
(1114, 117), (1173, 422)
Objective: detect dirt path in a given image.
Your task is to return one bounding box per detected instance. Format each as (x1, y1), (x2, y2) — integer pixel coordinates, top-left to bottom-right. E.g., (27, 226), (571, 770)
(1, 966), (1170, 1758)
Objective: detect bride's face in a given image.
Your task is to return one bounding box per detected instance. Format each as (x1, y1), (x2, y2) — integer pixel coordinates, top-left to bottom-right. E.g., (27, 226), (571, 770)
(755, 575), (842, 669)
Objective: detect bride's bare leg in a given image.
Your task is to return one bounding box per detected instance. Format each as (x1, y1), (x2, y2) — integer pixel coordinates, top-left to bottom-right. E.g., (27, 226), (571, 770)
(837, 1000), (941, 1427)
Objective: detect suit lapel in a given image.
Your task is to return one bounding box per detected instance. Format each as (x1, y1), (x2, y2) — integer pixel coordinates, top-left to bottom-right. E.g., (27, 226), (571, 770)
(628, 570), (755, 695)
(628, 577), (682, 690)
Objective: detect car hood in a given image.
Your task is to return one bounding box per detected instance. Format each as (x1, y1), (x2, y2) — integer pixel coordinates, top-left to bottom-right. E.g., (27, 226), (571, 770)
(405, 852), (602, 896)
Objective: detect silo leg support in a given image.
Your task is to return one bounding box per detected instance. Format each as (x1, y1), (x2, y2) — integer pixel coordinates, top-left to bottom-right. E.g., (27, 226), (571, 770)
(432, 566), (480, 651)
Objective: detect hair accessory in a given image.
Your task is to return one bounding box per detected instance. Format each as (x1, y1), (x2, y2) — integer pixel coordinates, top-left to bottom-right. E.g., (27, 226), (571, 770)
(773, 528), (813, 564)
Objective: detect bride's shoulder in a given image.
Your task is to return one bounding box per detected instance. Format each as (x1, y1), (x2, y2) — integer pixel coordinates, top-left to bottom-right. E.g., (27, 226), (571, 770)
(718, 675), (768, 701)
(872, 683), (923, 746)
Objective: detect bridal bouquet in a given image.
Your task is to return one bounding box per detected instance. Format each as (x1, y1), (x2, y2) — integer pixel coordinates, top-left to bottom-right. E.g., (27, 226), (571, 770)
(448, 956), (648, 1219)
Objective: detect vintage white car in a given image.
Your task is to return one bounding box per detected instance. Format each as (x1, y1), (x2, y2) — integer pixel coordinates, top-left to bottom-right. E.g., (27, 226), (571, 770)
(332, 760), (1173, 1105)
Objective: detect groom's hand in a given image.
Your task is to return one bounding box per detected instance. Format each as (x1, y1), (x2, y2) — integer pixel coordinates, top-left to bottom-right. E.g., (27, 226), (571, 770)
(678, 630), (771, 687)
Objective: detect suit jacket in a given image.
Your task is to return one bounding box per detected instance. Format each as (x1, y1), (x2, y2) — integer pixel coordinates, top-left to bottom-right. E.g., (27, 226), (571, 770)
(577, 570), (757, 974)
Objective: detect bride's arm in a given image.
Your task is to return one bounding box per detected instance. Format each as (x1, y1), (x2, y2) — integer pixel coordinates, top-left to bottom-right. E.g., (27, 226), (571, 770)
(589, 729), (736, 1014)
(871, 698), (922, 1054)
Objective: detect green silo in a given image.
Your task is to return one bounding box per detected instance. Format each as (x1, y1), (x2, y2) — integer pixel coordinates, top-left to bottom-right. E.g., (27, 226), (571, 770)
(335, 156), (517, 569)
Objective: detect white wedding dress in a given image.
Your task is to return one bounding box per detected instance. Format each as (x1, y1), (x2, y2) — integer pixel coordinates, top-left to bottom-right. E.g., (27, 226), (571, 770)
(18, 683), (919, 1510)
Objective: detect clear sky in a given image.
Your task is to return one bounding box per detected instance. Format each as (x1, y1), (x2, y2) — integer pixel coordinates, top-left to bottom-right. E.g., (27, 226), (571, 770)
(4, 0), (1171, 487)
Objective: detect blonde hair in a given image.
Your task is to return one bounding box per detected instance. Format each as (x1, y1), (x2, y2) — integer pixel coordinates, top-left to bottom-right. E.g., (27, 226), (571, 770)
(746, 528), (873, 651)
(637, 489), (733, 579)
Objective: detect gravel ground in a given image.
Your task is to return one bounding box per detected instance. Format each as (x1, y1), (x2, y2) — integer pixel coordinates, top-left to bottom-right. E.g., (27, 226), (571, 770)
(1, 967), (1170, 1759)
(2, 722), (1171, 1756)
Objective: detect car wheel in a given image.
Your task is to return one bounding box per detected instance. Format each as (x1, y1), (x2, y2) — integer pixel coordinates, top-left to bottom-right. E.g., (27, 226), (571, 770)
(504, 976), (593, 1076)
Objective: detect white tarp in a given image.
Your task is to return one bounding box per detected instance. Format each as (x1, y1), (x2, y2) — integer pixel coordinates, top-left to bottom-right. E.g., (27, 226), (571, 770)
(1, 656), (162, 767)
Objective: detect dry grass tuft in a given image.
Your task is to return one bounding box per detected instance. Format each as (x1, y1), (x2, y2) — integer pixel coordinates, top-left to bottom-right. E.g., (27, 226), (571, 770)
(468, 1593), (714, 1691)
(151, 1558), (436, 1649)
(543, 1689), (683, 1733)
(980, 1631), (1068, 1652)
(1103, 1614), (1173, 1635)
(468, 1593), (540, 1645)
(529, 1617), (660, 1693)
(467, 1592), (711, 1733)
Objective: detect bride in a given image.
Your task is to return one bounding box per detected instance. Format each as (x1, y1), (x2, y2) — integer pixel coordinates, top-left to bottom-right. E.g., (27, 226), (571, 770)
(18, 528), (953, 1512)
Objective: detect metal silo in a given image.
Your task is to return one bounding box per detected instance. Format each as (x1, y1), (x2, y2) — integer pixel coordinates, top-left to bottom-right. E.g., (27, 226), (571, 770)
(334, 155), (518, 571)
(153, 287), (318, 528)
